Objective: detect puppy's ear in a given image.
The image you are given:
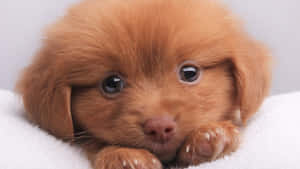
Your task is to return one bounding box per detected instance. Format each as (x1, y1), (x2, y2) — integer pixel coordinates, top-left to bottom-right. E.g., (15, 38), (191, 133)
(16, 50), (74, 140)
(231, 38), (271, 124)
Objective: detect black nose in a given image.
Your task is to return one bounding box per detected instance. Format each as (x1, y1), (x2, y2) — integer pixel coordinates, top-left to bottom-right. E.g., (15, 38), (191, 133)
(143, 116), (177, 143)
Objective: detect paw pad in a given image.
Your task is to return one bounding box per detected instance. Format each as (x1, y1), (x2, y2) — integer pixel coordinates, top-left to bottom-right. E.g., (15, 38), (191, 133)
(177, 124), (241, 167)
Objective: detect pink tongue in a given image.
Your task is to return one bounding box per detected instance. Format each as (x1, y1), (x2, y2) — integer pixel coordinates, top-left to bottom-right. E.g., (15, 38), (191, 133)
(198, 142), (213, 157)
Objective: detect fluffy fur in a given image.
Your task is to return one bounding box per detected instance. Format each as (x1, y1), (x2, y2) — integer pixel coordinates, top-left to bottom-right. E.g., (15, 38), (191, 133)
(16, 0), (271, 168)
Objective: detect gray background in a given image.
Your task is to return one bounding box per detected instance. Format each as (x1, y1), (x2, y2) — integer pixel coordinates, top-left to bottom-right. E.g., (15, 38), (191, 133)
(0, 0), (299, 95)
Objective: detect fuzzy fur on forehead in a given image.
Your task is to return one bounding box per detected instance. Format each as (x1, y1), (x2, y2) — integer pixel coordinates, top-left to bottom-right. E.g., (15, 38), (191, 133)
(44, 0), (240, 80)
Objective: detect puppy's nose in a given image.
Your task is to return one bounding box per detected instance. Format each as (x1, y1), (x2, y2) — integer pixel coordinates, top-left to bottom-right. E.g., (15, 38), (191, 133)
(143, 116), (176, 143)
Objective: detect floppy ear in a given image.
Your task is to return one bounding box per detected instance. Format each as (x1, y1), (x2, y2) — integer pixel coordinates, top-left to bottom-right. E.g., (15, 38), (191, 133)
(231, 38), (271, 124)
(16, 50), (74, 140)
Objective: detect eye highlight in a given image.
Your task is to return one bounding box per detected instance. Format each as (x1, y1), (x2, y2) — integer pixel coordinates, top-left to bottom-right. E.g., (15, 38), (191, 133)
(101, 74), (125, 97)
(178, 61), (201, 84)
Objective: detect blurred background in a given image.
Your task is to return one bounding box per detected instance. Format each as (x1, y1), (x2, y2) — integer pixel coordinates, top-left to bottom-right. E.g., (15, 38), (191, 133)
(0, 0), (299, 95)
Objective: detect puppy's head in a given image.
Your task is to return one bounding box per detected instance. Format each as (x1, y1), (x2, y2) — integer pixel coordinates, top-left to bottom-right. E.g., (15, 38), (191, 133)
(16, 0), (271, 162)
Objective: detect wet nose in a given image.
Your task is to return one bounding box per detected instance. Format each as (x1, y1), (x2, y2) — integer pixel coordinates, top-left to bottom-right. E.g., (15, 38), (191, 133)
(143, 116), (177, 143)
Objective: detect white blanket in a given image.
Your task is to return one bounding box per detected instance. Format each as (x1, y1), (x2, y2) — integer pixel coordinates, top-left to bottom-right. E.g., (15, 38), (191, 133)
(0, 89), (299, 169)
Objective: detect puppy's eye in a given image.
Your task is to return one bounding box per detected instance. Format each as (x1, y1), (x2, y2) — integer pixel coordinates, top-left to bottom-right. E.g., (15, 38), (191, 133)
(178, 62), (201, 84)
(101, 75), (125, 96)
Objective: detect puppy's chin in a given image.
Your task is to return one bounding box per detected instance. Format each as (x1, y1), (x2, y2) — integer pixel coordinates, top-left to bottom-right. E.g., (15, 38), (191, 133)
(147, 143), (179, 162)
(101, 135), (183, 162)
(141, 137), (183, 162)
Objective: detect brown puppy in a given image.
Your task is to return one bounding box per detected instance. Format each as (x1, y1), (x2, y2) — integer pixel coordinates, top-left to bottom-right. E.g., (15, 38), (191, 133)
(16, 0), (271, 168)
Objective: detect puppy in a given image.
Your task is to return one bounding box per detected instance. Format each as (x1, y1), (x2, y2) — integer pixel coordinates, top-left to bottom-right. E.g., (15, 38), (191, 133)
(16, 0), (271, 168)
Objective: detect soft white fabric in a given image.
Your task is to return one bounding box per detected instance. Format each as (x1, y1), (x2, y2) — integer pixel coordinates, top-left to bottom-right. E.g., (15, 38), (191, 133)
(0, 90), (92, 169)
(0, 89), (299, 169)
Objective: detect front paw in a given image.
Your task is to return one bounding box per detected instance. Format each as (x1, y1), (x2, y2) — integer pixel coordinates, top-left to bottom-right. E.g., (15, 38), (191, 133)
(177, 122), (240, 167)
(94, 147), (163, 169)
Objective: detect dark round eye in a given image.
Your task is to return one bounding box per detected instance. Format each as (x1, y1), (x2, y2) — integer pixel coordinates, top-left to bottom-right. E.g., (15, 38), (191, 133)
(179, 65), (201, 83)
(101, 75), (125, 95)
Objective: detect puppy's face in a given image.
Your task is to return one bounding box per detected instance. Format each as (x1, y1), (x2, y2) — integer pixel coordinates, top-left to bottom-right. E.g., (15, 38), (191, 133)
(72, 55), (235, 161)
(67, 0), (237, 161)
(17, 0), (271, 163)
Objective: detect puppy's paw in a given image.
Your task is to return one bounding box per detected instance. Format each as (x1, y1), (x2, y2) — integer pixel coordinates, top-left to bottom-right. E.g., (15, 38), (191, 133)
(177, 122), (240, 167)
(94, 147), (163, 169)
